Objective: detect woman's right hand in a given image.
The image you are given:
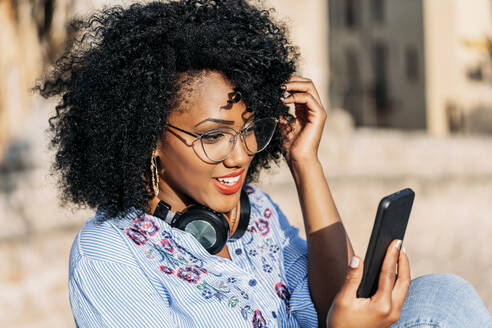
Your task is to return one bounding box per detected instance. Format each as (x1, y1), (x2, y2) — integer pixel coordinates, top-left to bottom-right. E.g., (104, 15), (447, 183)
(326, 240), (411, 328)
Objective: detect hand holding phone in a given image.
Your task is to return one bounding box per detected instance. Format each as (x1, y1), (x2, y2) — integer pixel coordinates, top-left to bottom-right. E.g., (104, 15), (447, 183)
(327, 240), (411, 328)
(326, 188), (414, 328)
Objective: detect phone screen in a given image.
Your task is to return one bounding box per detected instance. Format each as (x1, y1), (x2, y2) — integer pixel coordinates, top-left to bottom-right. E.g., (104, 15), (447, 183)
(357, 188), (415, 298)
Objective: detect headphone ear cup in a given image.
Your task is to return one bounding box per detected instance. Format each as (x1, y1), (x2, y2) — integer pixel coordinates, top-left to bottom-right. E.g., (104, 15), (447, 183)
(229, 189), (251, 241)
(172, 205), (229, 255)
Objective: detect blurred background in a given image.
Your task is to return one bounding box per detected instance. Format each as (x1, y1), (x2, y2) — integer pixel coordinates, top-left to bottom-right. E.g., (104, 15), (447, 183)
(1, 0), (491, 326)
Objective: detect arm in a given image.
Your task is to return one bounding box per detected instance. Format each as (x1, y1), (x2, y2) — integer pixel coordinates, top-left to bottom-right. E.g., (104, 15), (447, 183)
(280, 76), (411, 328)
(280, 76), (354, 326)
(289, 158), (354, 324)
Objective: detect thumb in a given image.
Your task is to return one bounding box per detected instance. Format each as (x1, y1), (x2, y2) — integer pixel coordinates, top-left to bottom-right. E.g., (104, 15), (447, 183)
(339, 256), (364, 300)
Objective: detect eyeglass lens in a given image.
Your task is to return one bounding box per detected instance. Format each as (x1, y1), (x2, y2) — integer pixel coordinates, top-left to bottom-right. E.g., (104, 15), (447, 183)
(198, 118), (277, 162)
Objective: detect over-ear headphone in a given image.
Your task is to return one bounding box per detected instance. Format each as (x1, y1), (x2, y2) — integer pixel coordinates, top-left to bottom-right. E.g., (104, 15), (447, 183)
(152, 189), (250, 254)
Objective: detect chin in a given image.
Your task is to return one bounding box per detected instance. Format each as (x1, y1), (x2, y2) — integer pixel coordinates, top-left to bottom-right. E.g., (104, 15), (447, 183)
(206, 194), (240, 213)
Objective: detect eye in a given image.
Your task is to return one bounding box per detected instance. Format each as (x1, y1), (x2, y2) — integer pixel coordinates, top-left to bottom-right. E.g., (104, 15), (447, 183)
(201, 132), (227, 144)
(243, 124), (255, 136)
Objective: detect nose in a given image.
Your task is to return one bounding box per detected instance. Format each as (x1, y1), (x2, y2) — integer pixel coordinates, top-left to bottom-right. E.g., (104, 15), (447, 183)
(222, 134), (251, 168)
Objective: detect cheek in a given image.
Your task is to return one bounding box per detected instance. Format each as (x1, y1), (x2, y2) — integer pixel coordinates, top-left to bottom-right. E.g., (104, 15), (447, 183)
(160, 140), (213, 188)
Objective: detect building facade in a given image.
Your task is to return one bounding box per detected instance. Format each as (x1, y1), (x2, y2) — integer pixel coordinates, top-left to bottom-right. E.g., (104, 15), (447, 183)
(329, 0), (492, 135)
(329, 0), (426, 129)
(424, 0), (492, 135)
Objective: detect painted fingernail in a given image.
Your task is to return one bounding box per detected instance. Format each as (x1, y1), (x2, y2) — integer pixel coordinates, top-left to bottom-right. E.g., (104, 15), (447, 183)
(280, 84), (287, 90)
(349, 256), (359, 268)
(394, 240), (403, 250)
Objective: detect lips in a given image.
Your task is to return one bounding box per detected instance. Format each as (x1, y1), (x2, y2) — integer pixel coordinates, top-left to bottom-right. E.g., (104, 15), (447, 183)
(212, 168), (245, 195)
(215, 168), (245, 179)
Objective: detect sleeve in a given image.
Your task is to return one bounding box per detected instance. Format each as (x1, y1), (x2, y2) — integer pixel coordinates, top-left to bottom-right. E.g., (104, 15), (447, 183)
(265, 194), (319, 328)
(69, 256), (176, 328)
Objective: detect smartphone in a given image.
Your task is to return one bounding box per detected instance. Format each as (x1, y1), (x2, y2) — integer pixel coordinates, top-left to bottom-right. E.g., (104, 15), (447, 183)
(357, 188), (415, 298)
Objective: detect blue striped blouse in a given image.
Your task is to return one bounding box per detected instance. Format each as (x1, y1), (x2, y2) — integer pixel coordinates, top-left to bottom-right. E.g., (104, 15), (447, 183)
(69, 185), (318, 327)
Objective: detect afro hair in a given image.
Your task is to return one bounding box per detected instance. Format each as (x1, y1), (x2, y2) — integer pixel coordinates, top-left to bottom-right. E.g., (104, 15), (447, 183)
(34, 0), (299, 216)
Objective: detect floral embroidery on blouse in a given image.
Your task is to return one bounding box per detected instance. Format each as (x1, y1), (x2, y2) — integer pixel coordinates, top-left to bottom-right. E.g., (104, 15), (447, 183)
(177, 267), (202, 283)
(114, 185), (297, 326)
(252, 309), (267, 327)
(133, 217), (160, 236)
(126, 228), (147, 245)
(275, 282), (290, 312)
(122, 216), (265, 323)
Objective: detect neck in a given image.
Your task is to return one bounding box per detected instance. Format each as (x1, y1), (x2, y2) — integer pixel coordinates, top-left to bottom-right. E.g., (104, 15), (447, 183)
(150, 178), (193, 214)
(226, 202), (240, 237)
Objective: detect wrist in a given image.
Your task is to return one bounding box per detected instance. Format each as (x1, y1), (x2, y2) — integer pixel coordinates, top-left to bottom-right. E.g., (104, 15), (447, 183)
(288, 156), (321, 171)
(287, 157), (323, 183)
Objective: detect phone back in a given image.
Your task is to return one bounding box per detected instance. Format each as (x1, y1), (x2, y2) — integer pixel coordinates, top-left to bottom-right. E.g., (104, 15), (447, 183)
(357, 188), (415, 298)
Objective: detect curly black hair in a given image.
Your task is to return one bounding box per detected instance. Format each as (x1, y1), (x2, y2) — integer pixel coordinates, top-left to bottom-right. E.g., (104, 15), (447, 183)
(34, 0), (299, 216)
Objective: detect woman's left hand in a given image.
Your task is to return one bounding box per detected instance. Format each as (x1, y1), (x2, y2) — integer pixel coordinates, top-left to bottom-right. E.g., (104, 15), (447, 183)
(279, 76), (327, 166)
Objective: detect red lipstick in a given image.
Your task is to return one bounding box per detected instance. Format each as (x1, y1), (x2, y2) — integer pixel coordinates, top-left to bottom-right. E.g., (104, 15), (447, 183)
(212, 169), (245, 195)
(215, 169), (245, 179)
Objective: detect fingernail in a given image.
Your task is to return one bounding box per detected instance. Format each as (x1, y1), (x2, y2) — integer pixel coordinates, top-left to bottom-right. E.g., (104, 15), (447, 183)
(394, 240), (403, 250)
(402, 246), (407, 253)
(280, 84), (287, 90)
(349, 256), (359, 268)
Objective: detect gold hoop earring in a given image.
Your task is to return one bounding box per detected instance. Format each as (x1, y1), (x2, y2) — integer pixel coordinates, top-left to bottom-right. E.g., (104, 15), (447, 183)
(150, 154), (159, 197)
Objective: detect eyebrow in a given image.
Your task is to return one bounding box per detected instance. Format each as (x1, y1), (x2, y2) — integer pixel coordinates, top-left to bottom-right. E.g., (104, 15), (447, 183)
(194, 118), (235, 127)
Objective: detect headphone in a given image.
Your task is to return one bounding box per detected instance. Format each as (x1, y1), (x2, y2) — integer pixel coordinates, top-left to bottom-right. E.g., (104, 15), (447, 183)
(152, 189), (251, 254)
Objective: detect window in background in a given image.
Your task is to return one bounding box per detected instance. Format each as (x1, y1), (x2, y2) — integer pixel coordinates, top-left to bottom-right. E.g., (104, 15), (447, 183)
(372, 42), (390, 115)
(371, 0), (385, 23)
(344, 48), (363, 125)
(345, 0), (360, 29)
(405, 46), (419, 82)
(329, 0), (341, 28)
(467, 65), (484, 81)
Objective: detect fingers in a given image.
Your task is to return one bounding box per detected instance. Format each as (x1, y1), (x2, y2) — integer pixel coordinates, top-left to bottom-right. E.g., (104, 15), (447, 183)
(391, 248), (411, 310)
(375, 240), (403, 301)
(281, 92), (322, 112)
(338, 256), (364, 300)
(282, 76), (323, 104)
(281, 93), (327, 127)
(280, 76), (326, 127)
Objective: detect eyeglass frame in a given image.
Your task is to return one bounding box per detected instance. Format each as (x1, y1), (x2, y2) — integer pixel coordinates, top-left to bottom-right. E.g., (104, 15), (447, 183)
(165, 117), (279, 163)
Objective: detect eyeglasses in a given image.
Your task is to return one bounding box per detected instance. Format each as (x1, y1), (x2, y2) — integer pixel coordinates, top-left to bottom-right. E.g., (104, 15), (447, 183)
(166, 117), (278, 163)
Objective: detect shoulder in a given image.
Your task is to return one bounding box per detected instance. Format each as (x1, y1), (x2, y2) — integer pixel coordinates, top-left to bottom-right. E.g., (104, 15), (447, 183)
(69, 210), (139, 274)
(244, 184), (300, 237)
(244, 184), (278, 211)
(245, 184), (288, 222)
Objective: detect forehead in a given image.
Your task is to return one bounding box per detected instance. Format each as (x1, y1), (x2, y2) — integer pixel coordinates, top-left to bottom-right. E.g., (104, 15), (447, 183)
(169, 71), (251, 126)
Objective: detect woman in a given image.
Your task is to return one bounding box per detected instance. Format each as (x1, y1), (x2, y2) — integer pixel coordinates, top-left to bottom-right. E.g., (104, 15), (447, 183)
(36, 0), (491, 327)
